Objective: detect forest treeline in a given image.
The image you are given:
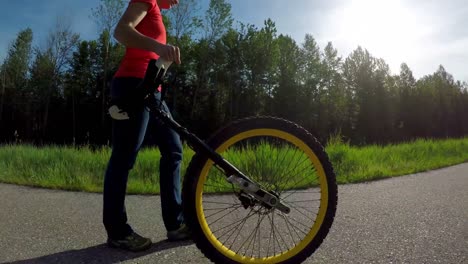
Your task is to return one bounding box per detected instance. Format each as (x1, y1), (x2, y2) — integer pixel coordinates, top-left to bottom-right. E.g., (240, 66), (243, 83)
(1, 0), (467, 146)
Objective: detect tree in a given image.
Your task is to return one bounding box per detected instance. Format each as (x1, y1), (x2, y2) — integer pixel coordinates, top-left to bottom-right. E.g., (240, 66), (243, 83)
(0, 28), (33, 137)
(431, 65), (459, 137)
(216, 28), (246, 122)
(32, 17), (80, 139)
(91, 0), (125, 128)
(373, 58), (395, 143)
(298, 34), (322, 135)
(321, 42), (346, 139)
(189, 0), (234, 126)
(241, 19), (280, 116)
(204, 0), (234, 43)
(65, 40), (100, 144)
(163, 0), (202, 118)
(272, 35), (301, 122)
(342, 47), (379, 143)
(29, 50), (55, 140)
(165, 0), (202, 44)
(395, 63), (416, 140)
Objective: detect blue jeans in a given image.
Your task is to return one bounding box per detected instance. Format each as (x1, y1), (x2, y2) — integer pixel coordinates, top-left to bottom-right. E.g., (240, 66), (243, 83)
(103, 77), (184, 240)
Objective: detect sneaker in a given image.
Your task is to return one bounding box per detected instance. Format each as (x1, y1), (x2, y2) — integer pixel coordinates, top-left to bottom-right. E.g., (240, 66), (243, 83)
(107, 232), (152, 252)
(167, 224), (192, 241)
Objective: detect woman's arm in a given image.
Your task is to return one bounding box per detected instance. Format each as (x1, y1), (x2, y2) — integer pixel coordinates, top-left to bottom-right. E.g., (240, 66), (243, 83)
(114, 2), (180, 64)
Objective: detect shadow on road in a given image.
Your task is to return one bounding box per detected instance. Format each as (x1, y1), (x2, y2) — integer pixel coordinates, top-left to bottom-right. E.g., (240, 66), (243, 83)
(5, 239), (194, 264)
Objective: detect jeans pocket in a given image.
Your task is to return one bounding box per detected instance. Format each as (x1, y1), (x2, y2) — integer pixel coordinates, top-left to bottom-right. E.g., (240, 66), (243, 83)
(110, 77), (145, 118)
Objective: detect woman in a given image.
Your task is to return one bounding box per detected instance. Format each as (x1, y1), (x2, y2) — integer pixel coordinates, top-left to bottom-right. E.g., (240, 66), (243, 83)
(103, 0), (188, 252)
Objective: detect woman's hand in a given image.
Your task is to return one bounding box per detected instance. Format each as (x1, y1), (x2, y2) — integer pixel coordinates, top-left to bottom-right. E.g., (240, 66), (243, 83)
(154, 43), (181, 65)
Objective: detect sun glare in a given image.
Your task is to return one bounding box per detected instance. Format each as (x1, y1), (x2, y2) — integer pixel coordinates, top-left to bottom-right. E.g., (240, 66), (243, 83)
(331, 0), (426, 70)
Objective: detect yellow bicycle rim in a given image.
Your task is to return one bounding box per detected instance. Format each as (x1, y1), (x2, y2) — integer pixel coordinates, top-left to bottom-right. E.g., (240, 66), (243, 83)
(195, 129), (329, 264)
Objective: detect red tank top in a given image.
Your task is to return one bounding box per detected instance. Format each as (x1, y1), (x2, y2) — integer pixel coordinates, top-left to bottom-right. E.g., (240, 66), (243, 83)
(114, 0), (166, 78)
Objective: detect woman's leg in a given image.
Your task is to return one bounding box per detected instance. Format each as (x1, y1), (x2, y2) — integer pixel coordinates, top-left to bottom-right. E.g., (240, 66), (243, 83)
(151, 98), (184, 232)
(103, 77), (149, 240)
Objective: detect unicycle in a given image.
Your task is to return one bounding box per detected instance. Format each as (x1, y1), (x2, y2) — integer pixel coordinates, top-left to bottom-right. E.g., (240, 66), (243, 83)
(109, 59), (338, 264)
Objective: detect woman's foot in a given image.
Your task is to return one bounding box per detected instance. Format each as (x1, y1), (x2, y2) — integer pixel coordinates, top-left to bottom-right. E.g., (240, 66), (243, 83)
(167, 224), (192, 241)
(107, 231), (152, 252)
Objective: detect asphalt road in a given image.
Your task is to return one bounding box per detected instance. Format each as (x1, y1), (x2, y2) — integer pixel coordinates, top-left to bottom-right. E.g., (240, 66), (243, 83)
(1, 163), (467, 264)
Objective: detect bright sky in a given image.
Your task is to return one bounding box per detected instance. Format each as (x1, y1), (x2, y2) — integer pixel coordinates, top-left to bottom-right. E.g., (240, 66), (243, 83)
(0, 0), (466, 82)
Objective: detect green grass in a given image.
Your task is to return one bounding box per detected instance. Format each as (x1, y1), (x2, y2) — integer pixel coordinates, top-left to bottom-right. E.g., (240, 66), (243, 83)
(201, 141), (319, 193)
(327, 137), (468, 183)
(0, 137), (467, 194)
(0, 144), (194, 194)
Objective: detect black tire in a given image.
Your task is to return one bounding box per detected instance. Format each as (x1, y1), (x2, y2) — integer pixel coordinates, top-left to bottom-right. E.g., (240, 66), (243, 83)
(183, 116), (337, 264)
